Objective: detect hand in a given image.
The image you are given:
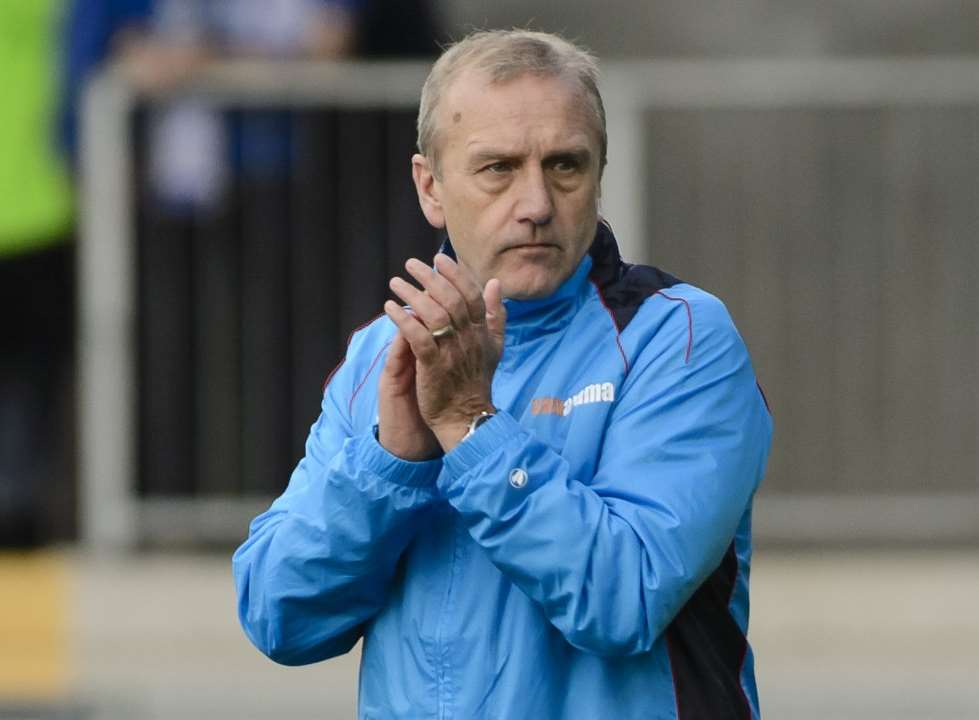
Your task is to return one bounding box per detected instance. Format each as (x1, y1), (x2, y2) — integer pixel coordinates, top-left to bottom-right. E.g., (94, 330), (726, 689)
(118, 38), (210, 92)
(377, 332), (441, 461)
(384, 254), (507, 452)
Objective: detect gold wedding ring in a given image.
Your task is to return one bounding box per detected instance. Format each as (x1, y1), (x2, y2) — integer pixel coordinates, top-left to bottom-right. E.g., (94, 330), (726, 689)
(431, 325), (455, 339)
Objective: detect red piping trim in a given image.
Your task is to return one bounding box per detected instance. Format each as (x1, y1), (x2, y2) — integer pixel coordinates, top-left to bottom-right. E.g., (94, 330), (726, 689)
(348, 341), (390, 416)
(588, 279), (630, 374)
(321, 313), (385, 392)
(654, 291), (694, 364)
(321, 357), (346, 393)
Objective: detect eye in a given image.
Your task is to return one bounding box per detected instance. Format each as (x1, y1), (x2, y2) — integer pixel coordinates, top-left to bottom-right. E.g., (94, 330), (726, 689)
(550, 156), (582, 174)
(483, 161), (513, 174)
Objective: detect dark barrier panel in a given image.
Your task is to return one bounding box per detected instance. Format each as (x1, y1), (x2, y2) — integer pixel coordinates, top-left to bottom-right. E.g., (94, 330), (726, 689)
(134, 107), (439, 499)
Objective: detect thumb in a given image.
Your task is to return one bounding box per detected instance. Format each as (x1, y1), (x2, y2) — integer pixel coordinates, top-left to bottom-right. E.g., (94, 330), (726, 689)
(483, 278), (507, 350)
(383, 332), (413, 376)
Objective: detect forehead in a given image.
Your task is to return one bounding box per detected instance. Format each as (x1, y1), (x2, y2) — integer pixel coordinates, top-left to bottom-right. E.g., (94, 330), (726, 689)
(437, 70), (598, 156)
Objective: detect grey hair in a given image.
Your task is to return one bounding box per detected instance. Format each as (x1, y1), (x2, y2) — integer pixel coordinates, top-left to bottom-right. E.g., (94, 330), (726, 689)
(417, 29), (607, 176)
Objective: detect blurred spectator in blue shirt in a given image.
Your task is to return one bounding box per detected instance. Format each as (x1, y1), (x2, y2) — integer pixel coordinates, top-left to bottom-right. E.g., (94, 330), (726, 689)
(62, 0), (363, 208)
(61, 0), (153, 166)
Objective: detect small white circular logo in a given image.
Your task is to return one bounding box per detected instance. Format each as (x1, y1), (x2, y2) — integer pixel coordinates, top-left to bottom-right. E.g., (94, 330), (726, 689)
(509, 468), (528, 489)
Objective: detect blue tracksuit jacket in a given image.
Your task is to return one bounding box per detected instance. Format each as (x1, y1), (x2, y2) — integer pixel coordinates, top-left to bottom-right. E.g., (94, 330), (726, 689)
(233, 222), (773, 719)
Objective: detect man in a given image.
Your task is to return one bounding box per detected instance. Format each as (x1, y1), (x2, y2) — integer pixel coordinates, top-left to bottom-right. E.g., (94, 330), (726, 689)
(233, 30), (772, 719)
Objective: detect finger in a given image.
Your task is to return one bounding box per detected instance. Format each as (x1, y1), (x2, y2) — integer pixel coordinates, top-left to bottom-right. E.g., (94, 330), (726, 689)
(388, 276), (454, 333)
(382, 332), (414, 379)
(384, 300), (440, 363)
(483, 278), (507, 350)
(404, 257), (476, 329)
(433, 253), (486, 324)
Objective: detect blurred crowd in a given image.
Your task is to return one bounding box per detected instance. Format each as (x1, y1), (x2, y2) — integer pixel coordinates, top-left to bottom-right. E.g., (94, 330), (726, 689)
(0, 0), (440, 547)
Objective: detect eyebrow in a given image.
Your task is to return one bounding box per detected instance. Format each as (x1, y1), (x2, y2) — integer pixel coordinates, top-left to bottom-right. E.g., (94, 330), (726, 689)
(466, 149), (519, 169)
(466, 146), (593, 170)
(544, 148), (592, 165)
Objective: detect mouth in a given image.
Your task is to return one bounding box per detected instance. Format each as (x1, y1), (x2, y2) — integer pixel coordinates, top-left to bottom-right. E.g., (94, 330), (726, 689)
(502, 243), (561, 253)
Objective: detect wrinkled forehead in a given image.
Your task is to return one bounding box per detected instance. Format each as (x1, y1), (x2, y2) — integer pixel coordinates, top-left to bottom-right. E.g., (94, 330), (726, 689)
(435, 68), (599, 151)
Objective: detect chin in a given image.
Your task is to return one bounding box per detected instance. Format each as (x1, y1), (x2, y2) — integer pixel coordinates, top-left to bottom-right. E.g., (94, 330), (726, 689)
(502, 273), (563, 301)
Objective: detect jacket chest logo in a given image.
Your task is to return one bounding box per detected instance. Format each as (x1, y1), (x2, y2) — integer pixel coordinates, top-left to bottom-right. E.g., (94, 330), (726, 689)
(531, 382), (616, 417)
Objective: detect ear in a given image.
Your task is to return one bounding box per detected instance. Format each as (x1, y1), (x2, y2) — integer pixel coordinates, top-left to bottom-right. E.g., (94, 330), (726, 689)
(411, 154), (446, 229)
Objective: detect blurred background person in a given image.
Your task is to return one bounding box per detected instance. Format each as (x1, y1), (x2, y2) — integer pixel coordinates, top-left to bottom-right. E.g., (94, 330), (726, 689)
(63, 0), (364, 212)
(61, 0), (440, 207)
(0, 0), (75, 547)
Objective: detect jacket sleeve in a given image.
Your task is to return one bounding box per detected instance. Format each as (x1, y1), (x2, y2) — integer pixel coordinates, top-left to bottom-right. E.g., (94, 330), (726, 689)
(437, 293), (772, 657)
(232, 328), (441, 666)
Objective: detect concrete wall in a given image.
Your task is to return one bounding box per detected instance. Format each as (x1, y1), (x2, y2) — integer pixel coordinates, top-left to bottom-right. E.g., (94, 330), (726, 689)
(440, 1), (979, 57)
(643, 106), (979, 498)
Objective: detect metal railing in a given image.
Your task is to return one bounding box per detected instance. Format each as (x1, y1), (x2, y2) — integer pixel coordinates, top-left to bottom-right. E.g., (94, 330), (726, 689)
(80, 58), (979, 551)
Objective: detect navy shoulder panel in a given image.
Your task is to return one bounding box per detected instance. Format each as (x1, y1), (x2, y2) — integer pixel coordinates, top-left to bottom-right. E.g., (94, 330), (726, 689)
(587, 221), (682, 332)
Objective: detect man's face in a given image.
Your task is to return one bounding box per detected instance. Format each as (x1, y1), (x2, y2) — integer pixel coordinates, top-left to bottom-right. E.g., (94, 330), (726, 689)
(412, 70), (603, 300)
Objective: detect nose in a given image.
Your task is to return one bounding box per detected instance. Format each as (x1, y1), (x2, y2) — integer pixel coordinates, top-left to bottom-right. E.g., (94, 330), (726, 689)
(515, 166), (554, 226)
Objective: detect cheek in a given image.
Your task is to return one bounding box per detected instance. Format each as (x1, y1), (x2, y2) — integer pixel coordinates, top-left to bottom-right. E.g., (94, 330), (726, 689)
(446, 186), (502, 227)
(463, 200), (515, 253)
(556, 178), (598, 211)
(557, 188), (599, 234)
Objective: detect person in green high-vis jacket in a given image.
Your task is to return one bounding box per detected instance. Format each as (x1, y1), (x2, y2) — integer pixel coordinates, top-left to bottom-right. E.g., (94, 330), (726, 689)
(0, 0), (73, 255)
(0, 0), (76, 546)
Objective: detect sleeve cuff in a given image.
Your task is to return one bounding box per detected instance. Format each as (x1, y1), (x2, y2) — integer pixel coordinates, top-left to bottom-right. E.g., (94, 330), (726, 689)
(441, 411), (526, 480)
(352, 429), (442, 488)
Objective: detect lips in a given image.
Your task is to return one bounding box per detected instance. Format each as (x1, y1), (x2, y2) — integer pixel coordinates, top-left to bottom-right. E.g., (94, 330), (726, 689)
(502, 243), (560, 252)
